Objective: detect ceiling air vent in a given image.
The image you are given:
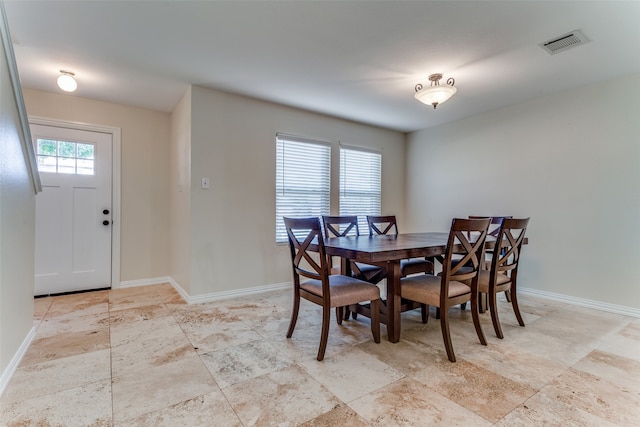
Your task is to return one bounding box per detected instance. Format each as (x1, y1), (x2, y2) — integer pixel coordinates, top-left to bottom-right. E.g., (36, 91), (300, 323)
(540, 30), (588, 55)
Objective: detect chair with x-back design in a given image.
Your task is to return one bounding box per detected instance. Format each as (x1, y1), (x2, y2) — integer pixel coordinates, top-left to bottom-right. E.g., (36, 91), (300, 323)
(467, 216), (513, 311)
(463, 217), (530, 339)
(365, 215), (438, 322)
(401, 217), (491, 362)
(322, 216), (386, 284)
(366, 215), (435, 276)
(323, 215), (386, 322)
(284, 217), (380, 361)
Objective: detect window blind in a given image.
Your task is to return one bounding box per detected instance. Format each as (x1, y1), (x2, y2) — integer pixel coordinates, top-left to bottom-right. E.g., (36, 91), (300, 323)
(340, 146), (381, 233)
(275, 134), (331, 243)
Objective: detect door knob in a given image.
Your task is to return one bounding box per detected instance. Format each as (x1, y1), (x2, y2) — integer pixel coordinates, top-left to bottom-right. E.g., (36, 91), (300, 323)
(103, 209), (110, 215)
(103, 220), (110, 226)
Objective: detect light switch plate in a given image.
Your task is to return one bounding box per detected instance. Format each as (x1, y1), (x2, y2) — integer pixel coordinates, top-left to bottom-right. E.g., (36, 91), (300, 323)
(201, 177), (210, 189)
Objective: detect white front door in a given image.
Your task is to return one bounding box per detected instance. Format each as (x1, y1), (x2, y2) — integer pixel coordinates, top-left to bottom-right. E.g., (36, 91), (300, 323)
(32, 123), (113, 295)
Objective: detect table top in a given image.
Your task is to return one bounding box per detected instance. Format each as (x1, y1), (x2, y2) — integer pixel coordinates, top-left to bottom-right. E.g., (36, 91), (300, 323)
(325, 232), (452, 264)
(325, 232), (525, 264)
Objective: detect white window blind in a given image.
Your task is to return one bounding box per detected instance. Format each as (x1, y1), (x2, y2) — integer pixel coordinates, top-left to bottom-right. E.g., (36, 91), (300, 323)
(275, 134), (331, 243)
(340, 146), (381, 233)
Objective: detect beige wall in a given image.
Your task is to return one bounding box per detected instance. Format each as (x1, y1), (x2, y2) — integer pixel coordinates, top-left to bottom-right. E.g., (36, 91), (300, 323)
(186, 86), (406, 296)
(406, 73), (640, 309)
(22, 89), (171, 283)
(0, 23), (36, 378)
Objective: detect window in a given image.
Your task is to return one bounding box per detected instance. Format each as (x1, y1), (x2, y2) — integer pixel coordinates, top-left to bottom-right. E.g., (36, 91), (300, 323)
(275, 134), (331, 243)
(35, 138), (95, 175)
(340, 146), (381, 232)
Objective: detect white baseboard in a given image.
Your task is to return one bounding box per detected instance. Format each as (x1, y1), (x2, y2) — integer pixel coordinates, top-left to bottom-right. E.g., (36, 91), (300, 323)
(162, 277), (191, 303)
(117, 276), (190, 303)
(118, 276), (290, 305)
(0, 326), (36, 398)
(519, 287), (640, 318)
(116, 276), (174, 289)
(184, 281), (291, 305)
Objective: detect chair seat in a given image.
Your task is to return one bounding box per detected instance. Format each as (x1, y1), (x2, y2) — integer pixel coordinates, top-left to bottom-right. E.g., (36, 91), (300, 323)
(475, 270), (511, 293)
(401, 258), (434, 276)
(301, 275), (381, 308)
(401, 274), (471, 307)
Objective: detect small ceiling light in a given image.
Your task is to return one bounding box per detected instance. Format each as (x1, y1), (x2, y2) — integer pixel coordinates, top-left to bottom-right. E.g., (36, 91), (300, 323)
(414, 73), (456, 109)
(57, 70), (77, 92)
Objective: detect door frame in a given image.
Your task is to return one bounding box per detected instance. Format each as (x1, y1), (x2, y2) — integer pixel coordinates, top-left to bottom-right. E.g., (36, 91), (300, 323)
(29, 116), (122, 289)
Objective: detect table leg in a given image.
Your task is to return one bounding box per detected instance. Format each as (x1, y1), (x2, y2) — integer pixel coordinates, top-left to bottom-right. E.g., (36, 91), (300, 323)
(340, 257), (355, 320)
(340, 257), (352, 276)
(385, 260), (402, 343)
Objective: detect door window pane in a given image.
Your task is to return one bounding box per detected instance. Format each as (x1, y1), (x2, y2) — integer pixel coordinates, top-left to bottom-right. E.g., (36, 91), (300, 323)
(34, 138), (95, 175)
(77, 159), (95, 175)
(37, 156), (57, 173)
(58, 141), (75, 157)
(77, 143), (94, 159)
(37, 140), (57, 156)
(58, 157), (76, 174)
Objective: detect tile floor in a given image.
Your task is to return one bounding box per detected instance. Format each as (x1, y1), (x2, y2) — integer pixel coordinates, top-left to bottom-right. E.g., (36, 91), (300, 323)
(1, 283), (639, 426)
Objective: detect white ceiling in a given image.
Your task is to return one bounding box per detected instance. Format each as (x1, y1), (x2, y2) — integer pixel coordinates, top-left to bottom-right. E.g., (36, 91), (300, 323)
(4, 1), (640, 133)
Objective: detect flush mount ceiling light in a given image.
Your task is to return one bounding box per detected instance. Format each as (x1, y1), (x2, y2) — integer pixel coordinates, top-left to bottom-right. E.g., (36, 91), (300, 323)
(414, 73), (456, 109)
(57, 70), (77, 92)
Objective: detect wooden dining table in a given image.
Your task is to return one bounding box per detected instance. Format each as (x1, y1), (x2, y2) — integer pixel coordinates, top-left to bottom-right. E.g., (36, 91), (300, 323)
(325, 232), (502, 343)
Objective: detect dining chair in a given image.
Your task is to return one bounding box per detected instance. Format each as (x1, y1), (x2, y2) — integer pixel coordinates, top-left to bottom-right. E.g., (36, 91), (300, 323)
(468, 215), (513, 311)
(448, 215), (512, 314)
(463, 217), (530, 339)
(323, 215), (386, 322)
(322, 215), (386, 284)
(400, 217), (491, 362)
(366, 215), (434, 276)
(468, 215), (512, 238)
(283, 217), (381, 361)
(367, 215), (435, 322)
(469, 216), (513, 266)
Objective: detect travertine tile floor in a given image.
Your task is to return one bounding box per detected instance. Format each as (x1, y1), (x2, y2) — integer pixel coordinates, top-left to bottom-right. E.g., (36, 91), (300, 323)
(1, 283), (639, 426)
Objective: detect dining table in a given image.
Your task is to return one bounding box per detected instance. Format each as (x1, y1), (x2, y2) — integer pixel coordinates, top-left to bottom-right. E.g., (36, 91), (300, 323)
(324, 232), (511, 343)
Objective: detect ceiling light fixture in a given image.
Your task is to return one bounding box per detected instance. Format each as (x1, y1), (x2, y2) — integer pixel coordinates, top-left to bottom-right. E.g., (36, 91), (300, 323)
(57, 70), (77, 92)
(414, 73), (456, 109)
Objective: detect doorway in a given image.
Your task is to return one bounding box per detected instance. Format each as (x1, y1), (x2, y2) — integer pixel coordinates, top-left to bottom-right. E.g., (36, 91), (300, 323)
(30, 119), (121, 295)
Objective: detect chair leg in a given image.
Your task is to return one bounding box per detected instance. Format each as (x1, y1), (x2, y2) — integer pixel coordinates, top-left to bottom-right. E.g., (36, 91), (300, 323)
(421, 304), (429, 324)
(505, 289), (512, 302)
(478, 293), (487, 313)
(510, 285), (525, 327)
(370, 299), (381, 343)
(342, 305), (358, 320)
(440, 306), (456, 362)
(317, 304), (331, 361)
(470, 293), (487, 346)
(426, 257), (435, 274)
(460, 302), (467, 311)
(488, 288), (504, 339)
(435, 307), (440, 319)
(286, 294), (300, 338)
(335, 307), (343, 325)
